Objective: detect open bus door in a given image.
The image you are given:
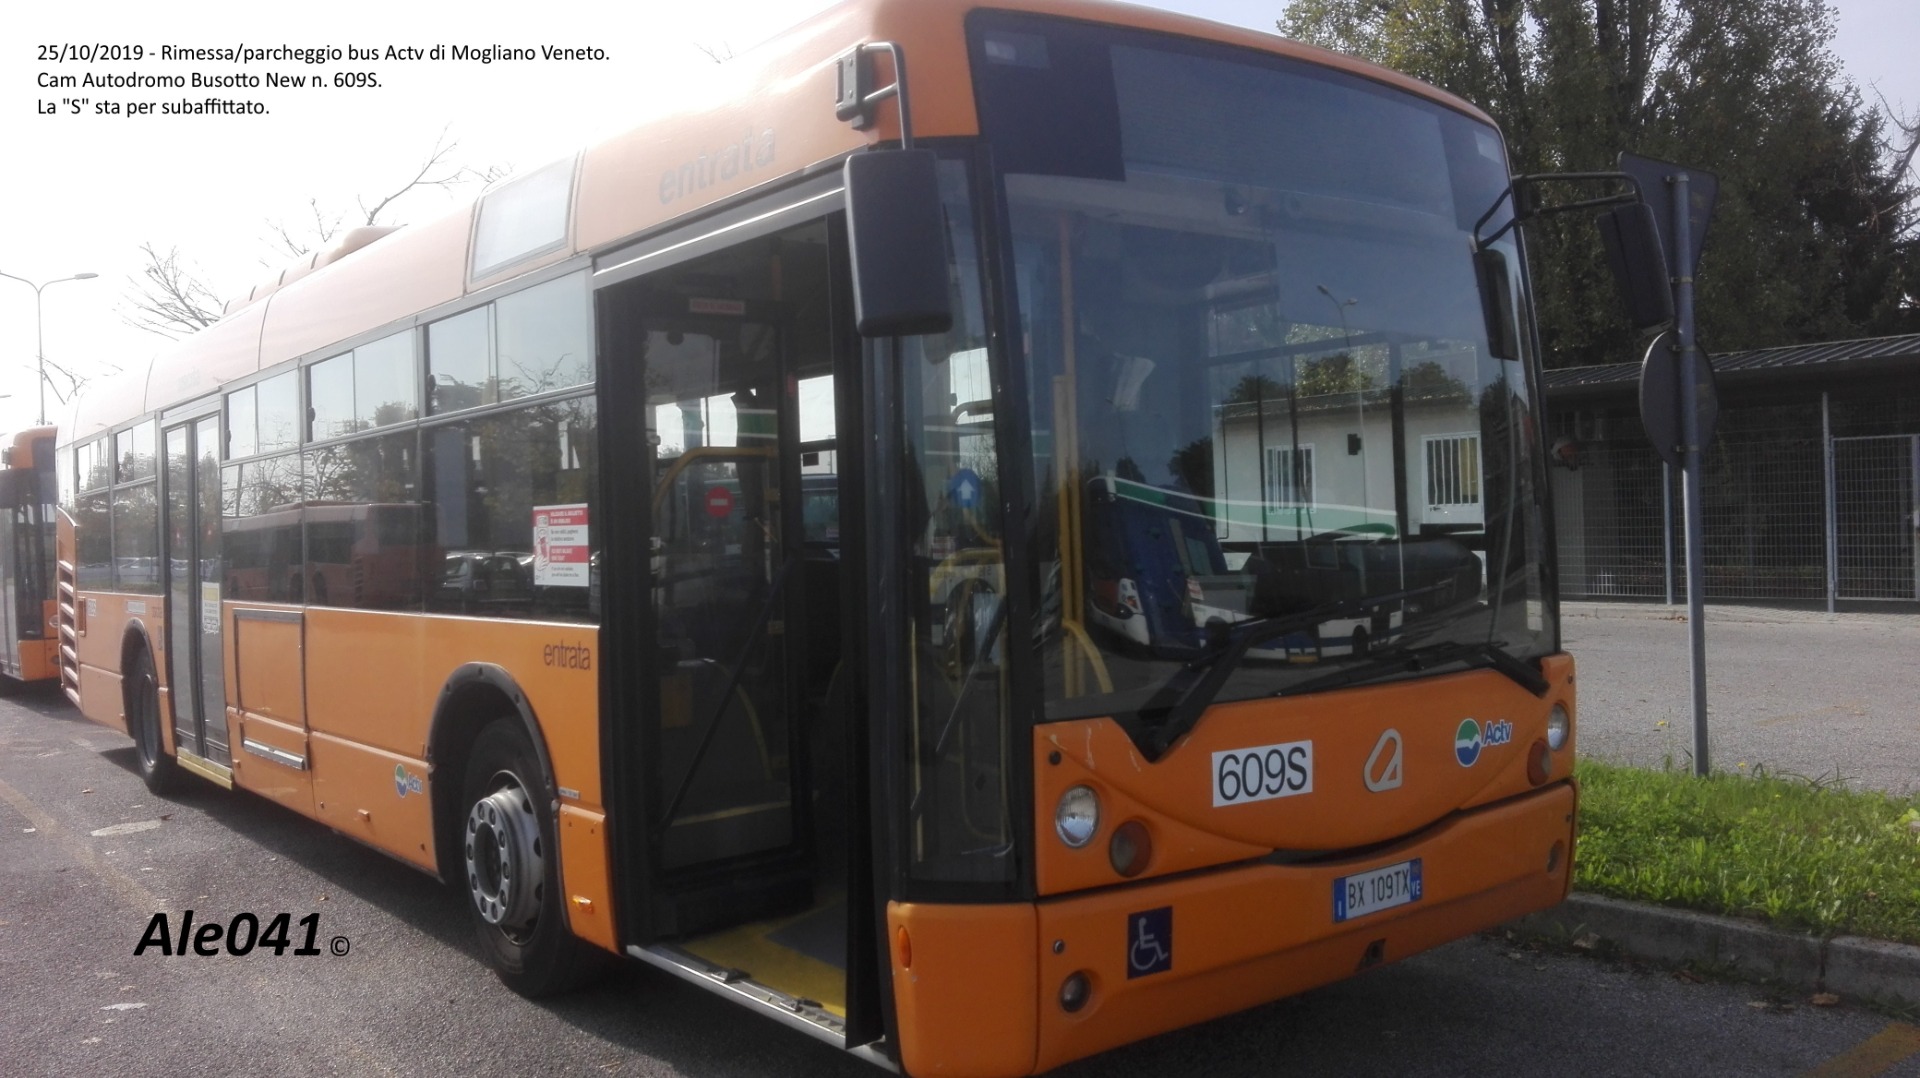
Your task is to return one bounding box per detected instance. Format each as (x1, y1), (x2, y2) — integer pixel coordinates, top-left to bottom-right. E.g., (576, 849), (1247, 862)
(598, 209), (886, 1050)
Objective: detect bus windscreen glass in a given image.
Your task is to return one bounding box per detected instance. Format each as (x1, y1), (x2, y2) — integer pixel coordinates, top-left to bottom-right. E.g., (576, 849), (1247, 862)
(973, 15), (1552, 723)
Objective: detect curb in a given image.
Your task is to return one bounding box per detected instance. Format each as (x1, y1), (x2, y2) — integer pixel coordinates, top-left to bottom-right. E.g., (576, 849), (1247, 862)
(1508, 893), (1920, 1008)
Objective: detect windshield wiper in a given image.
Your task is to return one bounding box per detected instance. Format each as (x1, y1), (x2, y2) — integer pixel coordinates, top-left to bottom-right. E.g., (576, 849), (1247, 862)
(1275, 638), (1549, 701)
(1125, 583), (1446, 760)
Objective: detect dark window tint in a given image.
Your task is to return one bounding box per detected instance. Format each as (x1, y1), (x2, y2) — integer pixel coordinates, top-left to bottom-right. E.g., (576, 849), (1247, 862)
(79, 439), (110, 492)
(222, 454), (303, 602)
(309, 354), (355, 441)
(110, 483), (161, 593)
(354, 331), (418, 428)
(256, 371), (301, 453)
(57, 441), (75, 507)
(427, 306), (492, 415)
(494, 272), (591, 400)
(300, 431), (428, 609)
(228, 387), (259, 459)
(116, 424), (155, 483)
(426, 394), (597, 620)
(76, 492), (110, 588)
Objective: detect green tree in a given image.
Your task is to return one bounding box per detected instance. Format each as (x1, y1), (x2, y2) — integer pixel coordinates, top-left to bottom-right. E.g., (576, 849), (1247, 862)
(1281, 0), (1916, 366)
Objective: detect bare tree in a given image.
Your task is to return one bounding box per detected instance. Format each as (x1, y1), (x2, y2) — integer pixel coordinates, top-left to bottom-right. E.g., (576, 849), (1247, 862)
(123, 242), (225, 339)
(124, 126), (506, 338)
(36, 350), (122, 413)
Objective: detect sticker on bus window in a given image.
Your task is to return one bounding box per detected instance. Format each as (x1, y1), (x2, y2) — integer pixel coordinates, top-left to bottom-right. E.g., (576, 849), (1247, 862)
(200, 582), (220, 634)
(533, 504), (590, 587)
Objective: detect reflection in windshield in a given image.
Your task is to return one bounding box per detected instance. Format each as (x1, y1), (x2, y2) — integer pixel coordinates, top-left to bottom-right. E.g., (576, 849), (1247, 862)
(988, 22), (1551, 720)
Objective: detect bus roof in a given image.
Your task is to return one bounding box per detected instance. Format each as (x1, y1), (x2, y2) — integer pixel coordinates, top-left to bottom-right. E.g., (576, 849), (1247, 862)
(64, 0), (1491, 449)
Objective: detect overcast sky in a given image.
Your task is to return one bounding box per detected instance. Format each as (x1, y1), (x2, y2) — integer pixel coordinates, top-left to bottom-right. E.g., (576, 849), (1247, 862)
(1, 0), (1912, 439)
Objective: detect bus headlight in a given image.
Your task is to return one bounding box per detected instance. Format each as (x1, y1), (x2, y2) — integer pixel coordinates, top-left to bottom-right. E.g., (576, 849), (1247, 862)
(1547, 704), (1570, 751)
(1055, 785), (1100, 848)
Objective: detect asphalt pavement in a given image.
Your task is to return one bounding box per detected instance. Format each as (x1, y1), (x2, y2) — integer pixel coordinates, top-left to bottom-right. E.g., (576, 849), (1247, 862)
(1563, 601), (1920, 794)
(4, 672), (1919, 1076)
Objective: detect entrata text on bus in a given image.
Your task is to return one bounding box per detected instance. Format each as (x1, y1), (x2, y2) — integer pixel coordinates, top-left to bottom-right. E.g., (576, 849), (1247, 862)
(51, 2), (1578, 1073)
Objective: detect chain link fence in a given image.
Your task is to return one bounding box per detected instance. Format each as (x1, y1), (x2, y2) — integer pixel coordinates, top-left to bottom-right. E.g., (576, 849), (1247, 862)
(1550, 377), (1920, 604)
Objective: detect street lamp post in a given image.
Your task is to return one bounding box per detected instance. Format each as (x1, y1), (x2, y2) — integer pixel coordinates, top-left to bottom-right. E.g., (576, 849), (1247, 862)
(0, 270), (99, 425)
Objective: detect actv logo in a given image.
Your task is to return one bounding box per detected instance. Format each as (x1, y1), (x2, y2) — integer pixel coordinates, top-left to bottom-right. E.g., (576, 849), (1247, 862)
(1454, 718), (1513, 767)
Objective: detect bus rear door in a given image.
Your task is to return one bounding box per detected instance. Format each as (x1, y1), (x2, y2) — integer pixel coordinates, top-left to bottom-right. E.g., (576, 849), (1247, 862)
(162, 415), (232, 781)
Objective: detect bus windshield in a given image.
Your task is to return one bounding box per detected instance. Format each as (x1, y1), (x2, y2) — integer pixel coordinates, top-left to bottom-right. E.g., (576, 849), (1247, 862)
(975, 15), (1552, 722)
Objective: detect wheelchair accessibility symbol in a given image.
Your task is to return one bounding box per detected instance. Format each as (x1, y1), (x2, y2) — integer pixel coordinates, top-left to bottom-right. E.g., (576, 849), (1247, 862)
(1126, 907), (1173, 978)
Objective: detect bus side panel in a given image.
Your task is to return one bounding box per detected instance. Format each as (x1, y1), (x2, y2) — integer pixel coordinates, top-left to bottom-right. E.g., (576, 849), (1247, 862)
(302, 608), (429, 759)
(413, 617), (605, 809)
(71, 595), (152, 735)
(17, 636), (59, 682)
(301, 611), (604, 810)
(308, 731), (438, 870)
(225, 608), (317, 816)
(299, 609), (608, 919)
(558, 805), (617, 953)
(888, 903), (1039, 1078)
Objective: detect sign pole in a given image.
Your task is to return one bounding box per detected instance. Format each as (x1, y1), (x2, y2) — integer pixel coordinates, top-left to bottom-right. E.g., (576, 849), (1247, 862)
(1671, 170), (1710, 776)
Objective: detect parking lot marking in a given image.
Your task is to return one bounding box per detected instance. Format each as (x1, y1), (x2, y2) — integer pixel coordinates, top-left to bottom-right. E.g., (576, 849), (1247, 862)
(1805, 1022), (1920, 1078)
(0, 776), (168, 914)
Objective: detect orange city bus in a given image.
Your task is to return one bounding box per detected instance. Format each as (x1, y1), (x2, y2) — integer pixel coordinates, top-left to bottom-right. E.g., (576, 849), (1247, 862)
(0, 425), (59, 690)
(54, 1), (1583, 1073)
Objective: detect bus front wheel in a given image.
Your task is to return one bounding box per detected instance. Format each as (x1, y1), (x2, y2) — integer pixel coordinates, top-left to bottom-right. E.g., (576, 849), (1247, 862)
(129, 650), (183, 796)
(459, 718), (598, 997)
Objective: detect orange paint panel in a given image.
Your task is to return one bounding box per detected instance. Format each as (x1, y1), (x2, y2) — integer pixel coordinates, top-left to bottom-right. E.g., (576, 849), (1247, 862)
(233, 709), (316, 815)
(1039, 661), (1577, 865)
(573, 3), (872, 253)
(302, 609), (429, 756)
(888, 902), (1037, 1078)
(16, 638), (59, 682)
(302, 609), (603, 809)
(76, 663), (125, 733)
(308, 731), (437, 872)
(231, 612), (306, 725)
(1033, 736), (1269, 895)
(557, 805), (618, 954)
(1030, 783), (1575, 1073)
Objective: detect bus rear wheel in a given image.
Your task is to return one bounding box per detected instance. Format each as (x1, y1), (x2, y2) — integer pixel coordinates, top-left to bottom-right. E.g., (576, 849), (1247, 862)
(459, 718), (599, 997)
(129, 650), (182, 796)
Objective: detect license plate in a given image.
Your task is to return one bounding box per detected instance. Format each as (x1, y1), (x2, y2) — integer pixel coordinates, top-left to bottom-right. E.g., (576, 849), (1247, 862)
(1333, 858), (1423, 922)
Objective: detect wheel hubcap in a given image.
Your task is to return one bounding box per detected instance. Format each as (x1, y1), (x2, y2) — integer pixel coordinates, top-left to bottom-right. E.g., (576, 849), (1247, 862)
(464, 777), (544, 935)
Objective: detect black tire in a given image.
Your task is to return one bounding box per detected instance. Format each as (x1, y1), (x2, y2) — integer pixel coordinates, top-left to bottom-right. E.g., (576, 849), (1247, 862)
(459, 718), (602, 997)
(128, 649), (183, 796)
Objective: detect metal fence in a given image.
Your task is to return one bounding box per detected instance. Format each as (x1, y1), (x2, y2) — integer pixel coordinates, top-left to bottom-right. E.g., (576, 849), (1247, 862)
(1551, 380), (1920, 605)
(1833, 435), (1918, 600)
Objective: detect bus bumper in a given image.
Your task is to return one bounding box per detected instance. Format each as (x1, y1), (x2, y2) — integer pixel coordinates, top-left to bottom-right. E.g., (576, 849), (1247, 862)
(888, 780), (1575, 1077)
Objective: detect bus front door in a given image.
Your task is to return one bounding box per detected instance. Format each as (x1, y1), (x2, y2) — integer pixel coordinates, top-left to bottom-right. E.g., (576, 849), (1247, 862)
(600, 213), (879, 1043)
(162, 416), (231, 775)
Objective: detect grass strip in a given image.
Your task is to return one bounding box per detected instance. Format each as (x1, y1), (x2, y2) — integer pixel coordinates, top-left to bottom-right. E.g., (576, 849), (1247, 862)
(1574, 758), (1920, 945)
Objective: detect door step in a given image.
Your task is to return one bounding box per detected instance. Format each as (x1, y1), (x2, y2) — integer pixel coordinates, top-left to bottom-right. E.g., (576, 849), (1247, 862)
(626, 943), (893, 1069)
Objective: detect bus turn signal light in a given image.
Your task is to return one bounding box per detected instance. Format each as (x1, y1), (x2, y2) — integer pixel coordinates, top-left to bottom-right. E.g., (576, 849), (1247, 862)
(1109, 820), (1152, 878)
(1527, 739), (1550, 786)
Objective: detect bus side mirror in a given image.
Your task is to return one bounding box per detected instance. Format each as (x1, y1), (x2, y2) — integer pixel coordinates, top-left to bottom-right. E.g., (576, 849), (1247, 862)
(1597, 202), (1674, 330)
(1473, 248), (1519, 361)
(844, 150), (954, 338)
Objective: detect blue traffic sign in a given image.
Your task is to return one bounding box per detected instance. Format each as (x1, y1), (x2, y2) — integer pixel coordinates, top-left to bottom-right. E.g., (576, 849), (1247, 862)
(949, 468), (982, 509)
